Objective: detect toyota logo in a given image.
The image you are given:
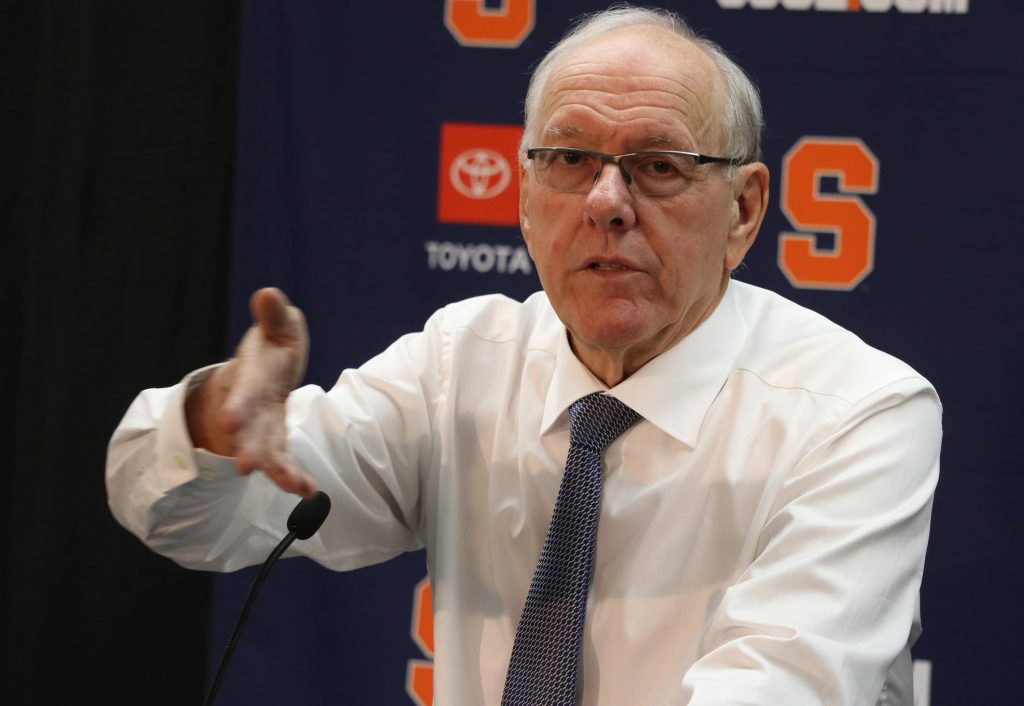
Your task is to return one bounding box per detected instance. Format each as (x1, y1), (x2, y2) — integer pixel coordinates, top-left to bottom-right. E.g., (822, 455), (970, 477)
(449, 148), (512, 200)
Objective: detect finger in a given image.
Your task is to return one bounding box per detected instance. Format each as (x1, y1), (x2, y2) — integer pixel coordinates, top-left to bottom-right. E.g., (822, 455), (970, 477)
(231, 404), (313, 498)
(216, 359), (253, 435)
(220, 320), (295, 431)
(235, 440), (316, 499)
(220, 373), (258, 434)
(258, 408), (316, 497)
(266, 450), (318, 499)
(219, 399), (248, 436)
(251, 288), (299, 343)
(247, 288), (309, 388)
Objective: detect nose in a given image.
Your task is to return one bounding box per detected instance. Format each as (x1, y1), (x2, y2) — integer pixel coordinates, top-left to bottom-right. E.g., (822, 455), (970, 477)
(584, 163), (637, 231)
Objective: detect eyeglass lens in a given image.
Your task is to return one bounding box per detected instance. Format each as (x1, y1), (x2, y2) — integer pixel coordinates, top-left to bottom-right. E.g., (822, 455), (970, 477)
(532, 149), (700, 195)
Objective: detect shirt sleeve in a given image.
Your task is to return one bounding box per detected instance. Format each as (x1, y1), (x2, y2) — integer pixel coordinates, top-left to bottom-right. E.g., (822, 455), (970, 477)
(105, 309), (451, 573)
(681, 377), (942, 706)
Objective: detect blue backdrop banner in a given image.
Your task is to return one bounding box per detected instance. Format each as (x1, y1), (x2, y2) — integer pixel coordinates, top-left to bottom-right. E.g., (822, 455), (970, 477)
(210, 2), (1023, 704)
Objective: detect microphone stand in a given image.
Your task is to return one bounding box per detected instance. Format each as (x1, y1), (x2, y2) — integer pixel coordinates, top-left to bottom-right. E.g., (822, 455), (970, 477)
(203, 491), (331, 706)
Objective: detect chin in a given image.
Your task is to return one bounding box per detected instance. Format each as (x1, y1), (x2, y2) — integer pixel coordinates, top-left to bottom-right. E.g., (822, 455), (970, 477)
(572, 312), (653, 351)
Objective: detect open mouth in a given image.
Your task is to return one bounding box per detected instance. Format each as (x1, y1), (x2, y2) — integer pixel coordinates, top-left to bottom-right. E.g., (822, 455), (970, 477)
(590, 262), (629, 271)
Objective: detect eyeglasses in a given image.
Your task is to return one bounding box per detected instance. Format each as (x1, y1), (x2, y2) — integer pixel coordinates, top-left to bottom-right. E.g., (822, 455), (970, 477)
(526, 147), (744, 196)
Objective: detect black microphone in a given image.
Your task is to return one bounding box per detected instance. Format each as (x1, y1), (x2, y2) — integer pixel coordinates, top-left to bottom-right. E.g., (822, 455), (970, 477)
(203, 491), (332, 706)
(287, 489), (331, 539)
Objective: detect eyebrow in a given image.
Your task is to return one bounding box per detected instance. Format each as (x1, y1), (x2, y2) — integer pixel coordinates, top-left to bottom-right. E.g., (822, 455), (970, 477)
(543, 125), (584, 141)
(540, 127), (688, 152)
(638, 135), (679, 149)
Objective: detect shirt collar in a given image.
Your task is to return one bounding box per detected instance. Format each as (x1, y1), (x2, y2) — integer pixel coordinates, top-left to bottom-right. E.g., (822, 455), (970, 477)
(540, 282), (746, 447)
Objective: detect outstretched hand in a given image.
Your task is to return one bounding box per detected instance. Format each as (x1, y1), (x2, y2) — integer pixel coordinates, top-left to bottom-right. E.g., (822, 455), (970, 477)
(186, 287), (316, 498)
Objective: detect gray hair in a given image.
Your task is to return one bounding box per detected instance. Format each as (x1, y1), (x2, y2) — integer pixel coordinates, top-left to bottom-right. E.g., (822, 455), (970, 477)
(521, 5), (764, 169)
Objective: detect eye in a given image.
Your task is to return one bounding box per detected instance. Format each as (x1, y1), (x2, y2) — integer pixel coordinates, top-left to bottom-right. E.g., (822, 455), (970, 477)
(648, 160), (677, 175)
(634, 155), (685, 177)
(626, 153), (697, 195)
(558, 149), (586, 166)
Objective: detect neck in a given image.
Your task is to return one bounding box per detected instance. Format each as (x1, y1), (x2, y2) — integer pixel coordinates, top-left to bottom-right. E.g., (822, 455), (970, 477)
(569, 280), (729, 388)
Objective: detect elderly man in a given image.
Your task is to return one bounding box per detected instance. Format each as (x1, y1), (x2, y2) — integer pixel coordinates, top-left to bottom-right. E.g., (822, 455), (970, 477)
(107, 6), (940, 705)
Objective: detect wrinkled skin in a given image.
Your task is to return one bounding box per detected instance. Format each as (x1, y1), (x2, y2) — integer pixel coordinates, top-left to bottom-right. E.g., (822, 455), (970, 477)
(520, 27), (769, 386)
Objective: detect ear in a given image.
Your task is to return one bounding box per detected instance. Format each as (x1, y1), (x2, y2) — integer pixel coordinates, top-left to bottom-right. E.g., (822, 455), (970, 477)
(725, 162), (770, 271)
(519, 165), (533, 252)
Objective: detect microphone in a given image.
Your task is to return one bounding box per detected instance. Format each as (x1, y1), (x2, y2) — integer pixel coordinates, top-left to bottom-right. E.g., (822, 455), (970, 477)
(287, 488), (331, 539)
(203, 491), (332, 706)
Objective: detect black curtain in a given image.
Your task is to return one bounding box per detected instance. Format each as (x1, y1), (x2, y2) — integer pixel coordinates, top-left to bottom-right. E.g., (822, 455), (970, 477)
(2, 2), (239, 703)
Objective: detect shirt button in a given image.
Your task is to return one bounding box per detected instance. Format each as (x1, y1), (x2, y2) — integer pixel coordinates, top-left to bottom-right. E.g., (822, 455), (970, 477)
(172, 452), (188, 470)
(199, 466), (216, 480)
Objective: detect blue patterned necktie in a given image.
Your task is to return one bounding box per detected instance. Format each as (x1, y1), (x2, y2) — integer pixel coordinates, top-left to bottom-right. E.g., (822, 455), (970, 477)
(502, 392), (641, 706)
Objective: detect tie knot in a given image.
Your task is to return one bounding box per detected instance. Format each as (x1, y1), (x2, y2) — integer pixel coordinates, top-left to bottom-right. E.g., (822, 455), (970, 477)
(568, 392), (641, 452)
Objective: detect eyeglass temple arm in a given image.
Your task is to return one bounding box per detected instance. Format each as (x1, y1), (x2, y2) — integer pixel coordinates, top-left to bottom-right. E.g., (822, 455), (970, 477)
(696, 154), (746, 166)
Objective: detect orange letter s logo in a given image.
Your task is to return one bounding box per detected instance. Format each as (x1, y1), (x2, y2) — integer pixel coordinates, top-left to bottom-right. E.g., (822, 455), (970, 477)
(778, 137), (879, 290)
(444, 0), (535, 48)
(406, 577), (434, 706)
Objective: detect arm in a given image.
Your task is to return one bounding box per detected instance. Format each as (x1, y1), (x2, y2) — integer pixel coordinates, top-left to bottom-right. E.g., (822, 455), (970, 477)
(106, 292), (445, 572)
(683, 379), (941, 706)
(106, 286), (314, 570)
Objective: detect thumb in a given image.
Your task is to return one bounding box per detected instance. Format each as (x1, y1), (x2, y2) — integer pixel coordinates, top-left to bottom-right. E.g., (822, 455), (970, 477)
(245, 287), (309, 391)
(251, 287), (301, 343)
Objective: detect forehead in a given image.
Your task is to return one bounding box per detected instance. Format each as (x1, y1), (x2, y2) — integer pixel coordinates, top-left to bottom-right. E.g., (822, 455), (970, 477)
(537, 27), (724, 151)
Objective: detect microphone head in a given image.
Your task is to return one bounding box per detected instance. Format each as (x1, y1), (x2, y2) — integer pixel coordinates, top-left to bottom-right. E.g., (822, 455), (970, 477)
(286, 491), (331, 540)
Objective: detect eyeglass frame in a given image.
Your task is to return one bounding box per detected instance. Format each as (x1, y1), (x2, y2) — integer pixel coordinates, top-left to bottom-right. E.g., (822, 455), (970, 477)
(524, 146), (746, 195)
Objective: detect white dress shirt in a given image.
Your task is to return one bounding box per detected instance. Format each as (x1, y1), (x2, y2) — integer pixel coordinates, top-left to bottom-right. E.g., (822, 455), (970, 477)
(107, 280), (941, 705)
